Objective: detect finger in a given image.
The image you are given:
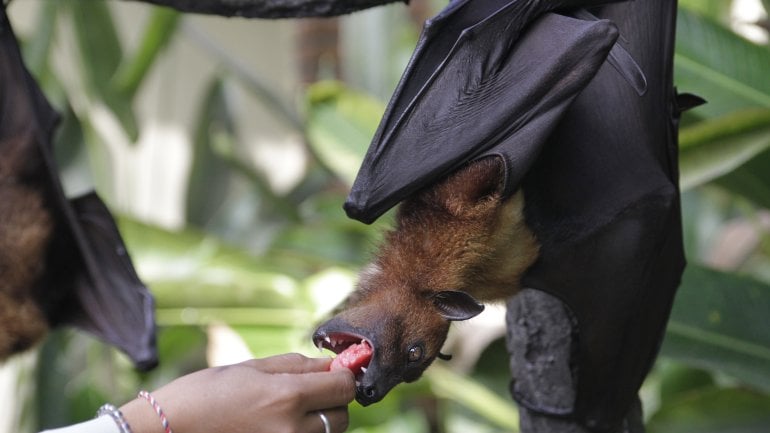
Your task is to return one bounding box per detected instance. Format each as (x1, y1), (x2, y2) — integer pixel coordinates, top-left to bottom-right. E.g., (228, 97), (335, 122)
(301, 407), (349, 433)
(243, 353), (333, 374)
(292, 370), (356, 411)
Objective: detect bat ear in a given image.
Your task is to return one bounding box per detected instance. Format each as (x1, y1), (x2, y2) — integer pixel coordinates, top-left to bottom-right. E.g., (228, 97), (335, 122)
(428, 156), (506, 215)
(431, 290), (485, 321)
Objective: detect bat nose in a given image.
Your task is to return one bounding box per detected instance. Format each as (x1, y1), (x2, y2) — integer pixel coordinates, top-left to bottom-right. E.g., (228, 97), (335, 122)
(355, 383), (380, 406)
(361, 384), (376, 398)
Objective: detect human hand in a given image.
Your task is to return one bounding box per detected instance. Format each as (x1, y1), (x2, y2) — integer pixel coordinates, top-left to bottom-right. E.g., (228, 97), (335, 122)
(121, 353), (356, 433)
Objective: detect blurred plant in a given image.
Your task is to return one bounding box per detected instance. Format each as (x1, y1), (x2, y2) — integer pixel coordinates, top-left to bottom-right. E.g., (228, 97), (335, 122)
(645, 3), (770, 431)
(5, 0), (770, 432)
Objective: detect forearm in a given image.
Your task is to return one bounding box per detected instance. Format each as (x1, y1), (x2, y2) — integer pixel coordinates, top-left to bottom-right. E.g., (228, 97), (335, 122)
(37, 395), (167, 433)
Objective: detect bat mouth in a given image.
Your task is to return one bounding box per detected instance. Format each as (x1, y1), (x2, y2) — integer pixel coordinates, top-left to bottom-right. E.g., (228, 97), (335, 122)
(314, 331), (367, 354)
(312, 330), (374, 383)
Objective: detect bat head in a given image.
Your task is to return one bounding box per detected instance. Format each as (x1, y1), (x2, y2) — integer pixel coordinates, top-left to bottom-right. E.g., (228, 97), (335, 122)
(314, 157), (539, 405)
(313, 282), (483, 405)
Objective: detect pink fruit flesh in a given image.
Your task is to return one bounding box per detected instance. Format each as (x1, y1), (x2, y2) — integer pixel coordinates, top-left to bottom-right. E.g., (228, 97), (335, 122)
(329, 340), (372, 374)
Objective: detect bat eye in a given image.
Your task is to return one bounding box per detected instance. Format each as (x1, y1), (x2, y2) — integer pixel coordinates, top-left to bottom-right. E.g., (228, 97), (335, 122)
(408, 344), (424, 363)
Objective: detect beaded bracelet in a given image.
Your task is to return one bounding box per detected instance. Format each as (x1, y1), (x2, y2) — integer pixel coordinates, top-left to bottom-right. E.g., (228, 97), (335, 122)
(96, 403), (133, 433)
(138, 390), (174, 433)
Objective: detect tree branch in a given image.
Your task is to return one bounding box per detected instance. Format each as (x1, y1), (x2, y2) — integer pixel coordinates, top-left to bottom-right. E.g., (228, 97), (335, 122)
(506, 289), (644, 433)
(117, 0), (407, 18)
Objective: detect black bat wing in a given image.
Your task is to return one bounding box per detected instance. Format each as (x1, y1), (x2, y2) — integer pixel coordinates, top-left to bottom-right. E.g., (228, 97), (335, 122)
(343, 0), (626, 224)
(62, 193), (158, 371)
(0, 8), (157, 370)
(518, 1), (695, 431)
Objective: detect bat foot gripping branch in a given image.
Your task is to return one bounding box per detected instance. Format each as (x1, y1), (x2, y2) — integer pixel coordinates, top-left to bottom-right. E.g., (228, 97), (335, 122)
(506, 289), (644, 433)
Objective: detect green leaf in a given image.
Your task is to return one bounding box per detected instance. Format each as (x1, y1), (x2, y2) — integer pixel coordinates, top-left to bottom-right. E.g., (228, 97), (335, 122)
(20, 0), (59, 80)
(305, 81), (385, 185)
(675, 9), (770, 119)
(116, 216), (303, 310)
(112, 7), (181, 97)
(269, 190), (391, 269)
(153, 326), (208, 370)
(715, 149), (770, 209)
(679, 109), (770, 190)
(678, 1), (732, 24)
(647, 387), (770, 433)
(232, 326), (310, 359)
(157, 308), (308, 326)
(427, 364), (519, 432)
(66, 0), (139, 140)
(346, 381), (434, 431)
(36, 332), (76, 429)
(272, 220), (375, 268)
(185, 25), (302, 131)
(185, 81), (301, 246)
(661, 264), (770, 393)
(657, 362), (715, 407)
(66, 0), (122, 85)
(185, 80), (238, 227)
(53, 103), (87, 172)
(141, 326), (208, 389)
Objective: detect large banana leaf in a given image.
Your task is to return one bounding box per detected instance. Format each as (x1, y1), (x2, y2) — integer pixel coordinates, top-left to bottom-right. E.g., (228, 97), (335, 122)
(679, 109), (770, 192)
(662, 264), (770, 393)
(674, 8), (770, 207)
(675, 8), (770, 119)
(648, 387), (770, 433)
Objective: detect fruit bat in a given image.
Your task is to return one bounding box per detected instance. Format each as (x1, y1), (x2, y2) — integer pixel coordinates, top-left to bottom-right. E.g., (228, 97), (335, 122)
(0, 7), (157, 370)
(315, 0), (702, 431)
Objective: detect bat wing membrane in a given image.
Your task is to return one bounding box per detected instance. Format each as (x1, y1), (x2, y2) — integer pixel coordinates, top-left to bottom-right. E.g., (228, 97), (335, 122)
(345, 5), (619, 223)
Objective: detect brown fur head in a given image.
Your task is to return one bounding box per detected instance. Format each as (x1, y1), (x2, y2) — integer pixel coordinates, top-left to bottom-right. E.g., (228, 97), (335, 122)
(314, 156), (539, 405)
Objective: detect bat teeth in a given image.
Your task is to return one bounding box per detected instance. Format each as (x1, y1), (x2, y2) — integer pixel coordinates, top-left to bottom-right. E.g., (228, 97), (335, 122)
(360, 366), (367, 373)
(316, 340), (324, 352)
(355, 381), (361, 387)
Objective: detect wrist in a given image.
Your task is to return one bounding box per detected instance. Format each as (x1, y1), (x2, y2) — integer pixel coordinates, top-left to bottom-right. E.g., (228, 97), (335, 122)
(96, 404), (132, 433)
(120, 397), (166, 433)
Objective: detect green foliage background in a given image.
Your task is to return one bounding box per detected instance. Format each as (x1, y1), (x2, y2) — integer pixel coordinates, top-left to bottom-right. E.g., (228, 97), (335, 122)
(5, 0), (770, 432)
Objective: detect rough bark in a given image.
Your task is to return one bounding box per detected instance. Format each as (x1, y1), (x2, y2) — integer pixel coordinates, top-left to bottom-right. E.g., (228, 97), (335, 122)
(506, 289), (644, 433)
(118, 0), (406, 18)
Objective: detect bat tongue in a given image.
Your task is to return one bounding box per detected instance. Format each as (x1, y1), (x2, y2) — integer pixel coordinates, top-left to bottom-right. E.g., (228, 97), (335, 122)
(329, 340), (373, 376)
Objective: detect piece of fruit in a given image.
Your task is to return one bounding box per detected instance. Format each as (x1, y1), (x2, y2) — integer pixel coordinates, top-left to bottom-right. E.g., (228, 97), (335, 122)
(330, 340), (372, 375)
